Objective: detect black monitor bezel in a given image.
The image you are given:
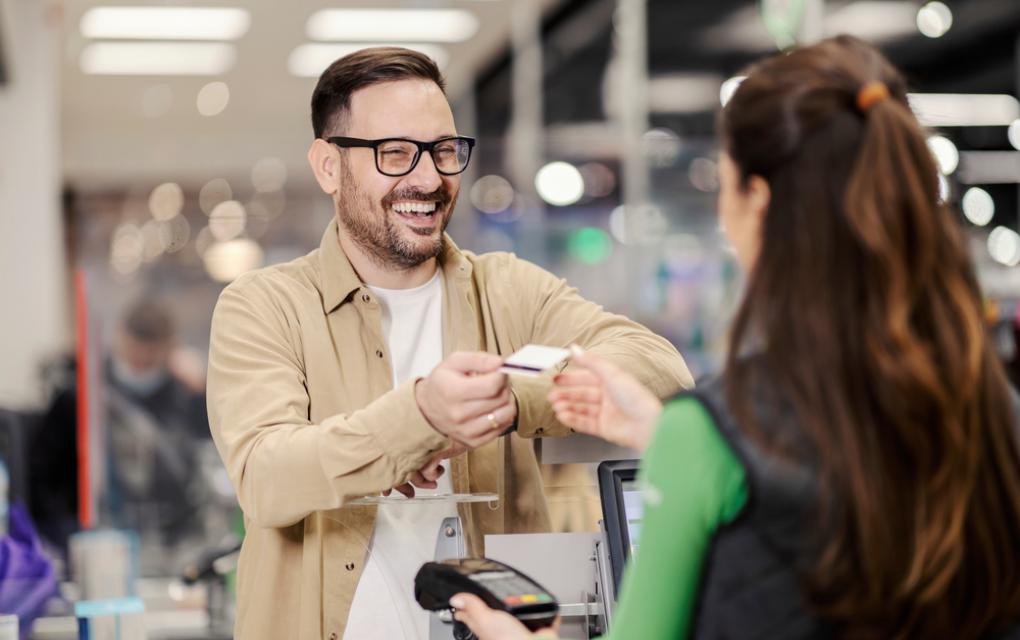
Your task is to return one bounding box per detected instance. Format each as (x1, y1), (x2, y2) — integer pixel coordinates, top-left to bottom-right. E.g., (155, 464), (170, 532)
(597, 458), (640, 600)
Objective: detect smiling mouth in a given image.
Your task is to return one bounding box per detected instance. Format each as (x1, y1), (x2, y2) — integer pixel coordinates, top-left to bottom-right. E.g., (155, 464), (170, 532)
(391, 201), (439, 226)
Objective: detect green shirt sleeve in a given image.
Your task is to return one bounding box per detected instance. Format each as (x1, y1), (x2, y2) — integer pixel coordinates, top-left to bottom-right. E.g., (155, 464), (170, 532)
(605, 395), (749, 640)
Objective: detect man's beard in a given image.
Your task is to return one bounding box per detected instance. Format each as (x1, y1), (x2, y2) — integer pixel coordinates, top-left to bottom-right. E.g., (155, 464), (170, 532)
(336, 163), (456, 270)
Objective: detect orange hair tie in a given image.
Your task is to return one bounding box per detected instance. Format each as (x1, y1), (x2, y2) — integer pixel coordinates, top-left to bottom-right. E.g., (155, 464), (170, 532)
(857, 81), (890, 112)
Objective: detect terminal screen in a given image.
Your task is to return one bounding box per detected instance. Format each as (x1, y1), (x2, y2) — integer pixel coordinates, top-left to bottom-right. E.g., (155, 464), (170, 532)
(621, 479), (643, 557)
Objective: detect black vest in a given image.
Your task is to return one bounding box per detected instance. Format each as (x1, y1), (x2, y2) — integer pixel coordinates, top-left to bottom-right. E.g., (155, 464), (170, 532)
(686, 370), (1020, 640)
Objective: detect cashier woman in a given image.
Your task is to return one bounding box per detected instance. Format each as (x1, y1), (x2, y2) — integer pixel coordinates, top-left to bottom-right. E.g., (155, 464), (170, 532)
(453, 36), (1020, 639)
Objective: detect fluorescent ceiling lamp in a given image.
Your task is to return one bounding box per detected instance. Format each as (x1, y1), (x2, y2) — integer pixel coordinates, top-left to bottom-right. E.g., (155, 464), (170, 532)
(824, 1), (919, 42)
(958, 151), (1020, 185)
(648, 73), (724, 113)
(701, 1), (919, 53)
(909, 93), (1020, 127)
(80, 42), (236, 76)
(80, 7), (250, 40)
(306, 9), (479, 43)
(289, 43), (448, 78)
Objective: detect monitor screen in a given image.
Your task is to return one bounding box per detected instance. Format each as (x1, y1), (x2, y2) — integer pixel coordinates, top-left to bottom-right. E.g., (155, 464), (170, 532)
(597, 459), (640, 599)
(620, 478), (643, 557)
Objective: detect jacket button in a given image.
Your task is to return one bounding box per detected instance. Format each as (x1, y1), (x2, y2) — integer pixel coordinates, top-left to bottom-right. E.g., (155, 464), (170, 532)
(330, 634), (338, 640)
(375, 349), (384, 358)
(345, 562), (355, 571)
(362, 293), (371, 302)
(536, 427), (544, 434)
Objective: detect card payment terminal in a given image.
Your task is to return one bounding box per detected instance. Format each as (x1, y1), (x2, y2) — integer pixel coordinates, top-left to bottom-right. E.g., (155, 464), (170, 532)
(415, 557), (559, 635)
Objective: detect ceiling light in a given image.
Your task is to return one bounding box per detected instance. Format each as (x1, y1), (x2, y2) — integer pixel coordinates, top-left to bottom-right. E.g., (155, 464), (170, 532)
(203, 239), (264, 282)
(288, 43), (448, 78)
(988, 226), (1020, 267)
(648, 73), (723, 113)
(962, 188), (995, 226)
(535, 162), (584, 207)
(80, 42), (235, 76)
(927, 135), (958, 175)
(306, 9), (479, 43)
(197, 81), (230, 116)
(1008, 120), (1020, 151)
(916, 1), (952, 38)
(958, 151), (1020, 185)
(909, 94), (1020, 127)
(80, 7), (250, 40)
(825, 1), (919, 42)
(470, 175), (515, 215)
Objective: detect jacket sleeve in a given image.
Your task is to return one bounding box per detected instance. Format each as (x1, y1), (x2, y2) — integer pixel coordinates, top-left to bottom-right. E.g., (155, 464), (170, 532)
(506, 257), (694, 438)
(206, 279), (449, 529)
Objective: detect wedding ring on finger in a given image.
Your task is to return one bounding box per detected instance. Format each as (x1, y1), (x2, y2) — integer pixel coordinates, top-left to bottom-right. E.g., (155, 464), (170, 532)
(486, 412), (500, 430)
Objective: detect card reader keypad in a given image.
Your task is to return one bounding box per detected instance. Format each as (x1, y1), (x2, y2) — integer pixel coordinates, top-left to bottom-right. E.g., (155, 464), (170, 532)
(474, 574), (554, 606)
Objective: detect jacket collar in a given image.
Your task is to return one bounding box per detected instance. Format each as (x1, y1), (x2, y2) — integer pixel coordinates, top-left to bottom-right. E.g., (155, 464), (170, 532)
(318, 217), (474, 314)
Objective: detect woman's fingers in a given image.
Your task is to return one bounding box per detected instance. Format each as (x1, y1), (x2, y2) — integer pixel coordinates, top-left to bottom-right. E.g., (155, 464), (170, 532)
(548, 386), (601, 405)
(552, 369), (600, 388)
(568, 345), (621, 382)
(553, 409), (599, 434)
(552, 401), (600, 417)
(451, 592), (536, 639)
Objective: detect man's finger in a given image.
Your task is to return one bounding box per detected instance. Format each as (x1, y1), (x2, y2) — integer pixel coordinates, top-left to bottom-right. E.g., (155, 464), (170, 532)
(452, 391), (513, 425)
(420, 461), (446, 483)
(393, 483), (415, 498)
(442, 351), (503, 374)
(448, 370), (508, 401)
(408, 471), (438, 489)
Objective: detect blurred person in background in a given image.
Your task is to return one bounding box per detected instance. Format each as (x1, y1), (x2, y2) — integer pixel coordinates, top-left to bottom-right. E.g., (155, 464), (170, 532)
(452, 35), (1020, 640)
(30, 298), (211, 558)
(206, 47), (691, 640)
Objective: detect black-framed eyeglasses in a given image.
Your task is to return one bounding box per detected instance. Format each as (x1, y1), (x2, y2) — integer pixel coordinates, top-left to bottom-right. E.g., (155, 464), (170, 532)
(325, 136), (476, 177)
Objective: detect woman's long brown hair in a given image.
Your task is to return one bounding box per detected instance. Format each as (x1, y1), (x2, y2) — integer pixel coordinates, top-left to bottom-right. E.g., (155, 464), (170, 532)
(720, 35), (1020, 638)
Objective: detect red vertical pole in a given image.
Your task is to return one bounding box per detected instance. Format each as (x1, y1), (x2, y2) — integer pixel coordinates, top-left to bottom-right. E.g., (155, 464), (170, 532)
(75, 270), (91, 529)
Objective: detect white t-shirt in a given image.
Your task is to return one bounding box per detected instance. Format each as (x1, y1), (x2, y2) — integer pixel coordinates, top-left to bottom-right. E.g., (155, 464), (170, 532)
(344, 271), (456, 640)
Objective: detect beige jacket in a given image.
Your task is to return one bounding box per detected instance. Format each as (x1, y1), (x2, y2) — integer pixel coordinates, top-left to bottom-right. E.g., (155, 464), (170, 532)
(207, 219), (692, 639)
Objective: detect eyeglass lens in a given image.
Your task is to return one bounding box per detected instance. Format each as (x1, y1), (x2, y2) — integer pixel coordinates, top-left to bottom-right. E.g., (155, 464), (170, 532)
(376, 139), (471, 176)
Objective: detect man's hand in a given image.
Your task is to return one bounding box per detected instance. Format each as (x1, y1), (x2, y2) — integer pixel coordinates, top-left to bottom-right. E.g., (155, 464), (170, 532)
(415, 352), (517, 448)
(383, 442), (468, 498)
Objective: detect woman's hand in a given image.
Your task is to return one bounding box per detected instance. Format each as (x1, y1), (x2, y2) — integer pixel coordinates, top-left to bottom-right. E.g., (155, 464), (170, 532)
(548, 345), (663, 453)
(451, 593), (559, 639)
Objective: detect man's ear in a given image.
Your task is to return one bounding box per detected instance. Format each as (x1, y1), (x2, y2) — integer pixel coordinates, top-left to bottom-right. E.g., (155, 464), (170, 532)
(308, 138), (342, 195)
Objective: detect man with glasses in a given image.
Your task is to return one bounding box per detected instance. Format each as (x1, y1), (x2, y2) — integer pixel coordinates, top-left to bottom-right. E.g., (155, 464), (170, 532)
(206, 47), (691, 640)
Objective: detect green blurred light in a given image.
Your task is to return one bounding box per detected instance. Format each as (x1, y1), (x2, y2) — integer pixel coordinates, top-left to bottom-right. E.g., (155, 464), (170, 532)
(567, 227), (612, 265)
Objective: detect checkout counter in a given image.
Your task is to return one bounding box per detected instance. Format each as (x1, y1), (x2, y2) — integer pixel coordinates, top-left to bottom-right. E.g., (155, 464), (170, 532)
(426, 433), (644, 640)
(24, 433), (641, 640)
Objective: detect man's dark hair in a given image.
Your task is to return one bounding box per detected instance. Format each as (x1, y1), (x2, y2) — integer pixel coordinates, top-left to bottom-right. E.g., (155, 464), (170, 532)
(310, 47), (446, 139)
(122, 298), (175, 344)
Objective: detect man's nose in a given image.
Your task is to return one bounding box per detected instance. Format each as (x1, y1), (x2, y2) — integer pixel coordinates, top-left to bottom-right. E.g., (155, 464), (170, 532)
(403, 150), (443, 192)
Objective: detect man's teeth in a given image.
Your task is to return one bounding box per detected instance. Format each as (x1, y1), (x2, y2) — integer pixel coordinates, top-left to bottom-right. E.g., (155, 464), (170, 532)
(392, 202), (437, 216)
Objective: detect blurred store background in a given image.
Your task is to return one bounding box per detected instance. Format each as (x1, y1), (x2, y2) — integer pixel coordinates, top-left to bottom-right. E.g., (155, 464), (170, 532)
(1, 0), (1019, 636)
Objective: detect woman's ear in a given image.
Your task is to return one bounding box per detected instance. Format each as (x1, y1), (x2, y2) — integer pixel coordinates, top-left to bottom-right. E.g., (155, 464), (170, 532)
(745, 174), (771, 222)
(307, 138), (341, 195)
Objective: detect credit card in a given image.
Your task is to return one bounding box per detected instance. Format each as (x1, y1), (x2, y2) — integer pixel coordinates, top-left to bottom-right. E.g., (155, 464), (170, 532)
(499, 344), (571, 377)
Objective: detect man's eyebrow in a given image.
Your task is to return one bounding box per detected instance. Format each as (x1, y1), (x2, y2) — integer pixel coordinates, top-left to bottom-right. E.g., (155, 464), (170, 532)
(387, 134), (458, 141)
